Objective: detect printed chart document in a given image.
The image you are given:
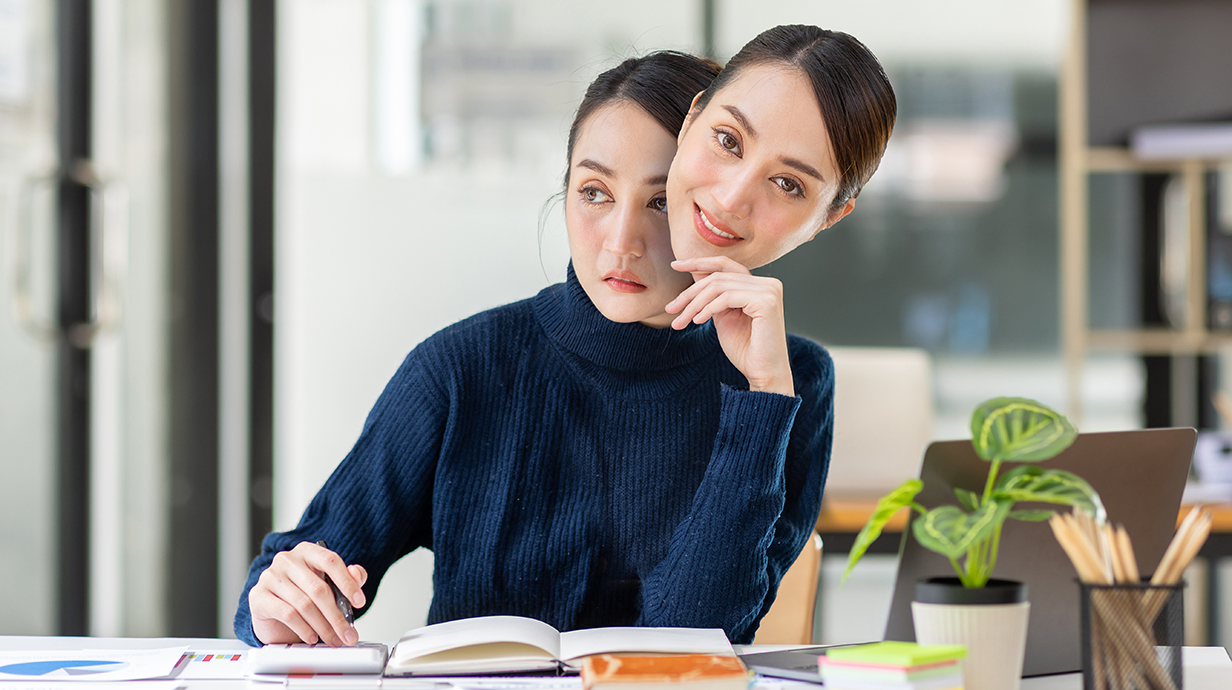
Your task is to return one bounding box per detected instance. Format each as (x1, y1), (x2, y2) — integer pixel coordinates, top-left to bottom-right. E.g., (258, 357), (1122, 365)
(0, 647), (187, 682)
(169, 650), (250, 680)
(0, 681), (183, 690)
(385, 616), (733, 676)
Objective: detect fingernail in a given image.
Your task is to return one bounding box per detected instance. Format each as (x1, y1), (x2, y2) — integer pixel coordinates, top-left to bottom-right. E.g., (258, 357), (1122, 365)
(344, 628), (359, 645)
(353, 592), (365, 608)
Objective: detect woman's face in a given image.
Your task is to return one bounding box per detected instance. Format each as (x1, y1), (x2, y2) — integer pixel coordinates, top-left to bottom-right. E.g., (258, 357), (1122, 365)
(566, 102), (694, 328)
(666, 64), (855, 270)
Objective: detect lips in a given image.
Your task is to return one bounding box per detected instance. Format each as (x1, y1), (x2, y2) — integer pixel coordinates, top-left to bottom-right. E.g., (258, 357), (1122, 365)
(693, 203), (744, 247)
(603, 269), (647, 293)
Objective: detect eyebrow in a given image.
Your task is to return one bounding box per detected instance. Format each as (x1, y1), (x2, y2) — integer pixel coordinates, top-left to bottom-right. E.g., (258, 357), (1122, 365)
(780, 156), (824, 182)
(576, 159), (668, 186)
(722, 105), (757, 139)
(575, 159), (615, 177)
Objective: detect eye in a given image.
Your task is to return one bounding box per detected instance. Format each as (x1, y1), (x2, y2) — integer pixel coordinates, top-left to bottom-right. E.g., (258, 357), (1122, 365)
(774, 177), (804, 198)
(580, 185), (612, 204)
(713, 128), (741, 156)
(648, 195), (667, 213)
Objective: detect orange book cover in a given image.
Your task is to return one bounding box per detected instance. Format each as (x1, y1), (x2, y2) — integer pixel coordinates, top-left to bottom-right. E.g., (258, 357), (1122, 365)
(580, 654), (749, 690)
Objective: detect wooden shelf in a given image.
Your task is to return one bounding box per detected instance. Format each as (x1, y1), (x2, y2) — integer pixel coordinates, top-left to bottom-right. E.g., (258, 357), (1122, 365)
(1086, 329), (1232, 355)
(1085, 147), (1232, 173)
(1060, 0), (1232, 422)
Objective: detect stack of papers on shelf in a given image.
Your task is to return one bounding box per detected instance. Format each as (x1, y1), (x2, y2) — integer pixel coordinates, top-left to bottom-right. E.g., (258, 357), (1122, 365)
(819, 642), (965, 690)
(1130, 122), (1232, 160)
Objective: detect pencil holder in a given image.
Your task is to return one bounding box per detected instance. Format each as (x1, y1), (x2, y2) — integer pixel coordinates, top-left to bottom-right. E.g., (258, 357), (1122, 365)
(1079, 580), (1184, 690)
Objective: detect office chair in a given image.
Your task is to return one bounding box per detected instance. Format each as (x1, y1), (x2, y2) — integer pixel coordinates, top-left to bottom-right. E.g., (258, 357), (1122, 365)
(753, 532), (823, 645)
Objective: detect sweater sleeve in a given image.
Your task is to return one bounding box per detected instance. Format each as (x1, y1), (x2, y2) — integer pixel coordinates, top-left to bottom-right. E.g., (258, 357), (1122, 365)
(637, 342), (834, 643)
(232, 346), (449, 646)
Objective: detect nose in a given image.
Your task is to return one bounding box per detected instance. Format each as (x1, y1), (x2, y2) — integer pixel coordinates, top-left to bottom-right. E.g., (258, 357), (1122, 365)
(601, 201), (647, 258)
(710, 165), (758, 220)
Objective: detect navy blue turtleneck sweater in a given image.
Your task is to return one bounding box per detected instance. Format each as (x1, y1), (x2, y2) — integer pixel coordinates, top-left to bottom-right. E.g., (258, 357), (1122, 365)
(235, 268), (834, 645)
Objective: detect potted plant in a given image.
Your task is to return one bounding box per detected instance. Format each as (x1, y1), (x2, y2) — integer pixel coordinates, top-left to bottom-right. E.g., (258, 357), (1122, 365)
(844, 397), (1104, 690)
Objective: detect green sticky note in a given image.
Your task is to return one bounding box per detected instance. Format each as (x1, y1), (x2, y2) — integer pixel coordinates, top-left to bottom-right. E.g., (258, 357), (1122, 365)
(824, 641), (967, 667)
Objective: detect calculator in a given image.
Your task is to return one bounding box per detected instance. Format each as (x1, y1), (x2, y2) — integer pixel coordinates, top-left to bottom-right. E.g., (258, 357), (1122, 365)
(248, 642), (389, 675)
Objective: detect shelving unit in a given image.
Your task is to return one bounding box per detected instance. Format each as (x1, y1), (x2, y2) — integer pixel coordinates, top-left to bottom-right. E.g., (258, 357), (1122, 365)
(1059, 0), (1232, 420)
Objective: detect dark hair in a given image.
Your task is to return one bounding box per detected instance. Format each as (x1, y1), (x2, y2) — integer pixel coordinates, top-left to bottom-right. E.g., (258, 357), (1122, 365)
(563, 51), (721, 187)
(693, 25), (896, 214)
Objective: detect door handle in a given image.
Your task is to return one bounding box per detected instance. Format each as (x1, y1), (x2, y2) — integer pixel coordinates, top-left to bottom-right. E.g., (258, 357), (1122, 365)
(14, 159), (126, 347)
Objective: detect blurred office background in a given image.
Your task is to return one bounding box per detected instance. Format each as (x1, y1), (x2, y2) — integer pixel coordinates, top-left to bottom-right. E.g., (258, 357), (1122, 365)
(2, 0), (1229, 648)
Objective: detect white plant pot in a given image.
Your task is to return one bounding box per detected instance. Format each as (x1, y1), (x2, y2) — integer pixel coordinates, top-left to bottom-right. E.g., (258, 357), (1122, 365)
(912, 578), (1030, 690)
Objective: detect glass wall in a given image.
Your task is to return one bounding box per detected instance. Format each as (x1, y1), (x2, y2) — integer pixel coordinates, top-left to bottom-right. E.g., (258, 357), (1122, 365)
(0, 0), (171, 636)
(0, 0), (57, 634)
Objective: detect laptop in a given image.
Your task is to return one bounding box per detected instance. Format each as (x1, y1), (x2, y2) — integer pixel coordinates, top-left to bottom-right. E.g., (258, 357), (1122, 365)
(883, 428), (1196, 677)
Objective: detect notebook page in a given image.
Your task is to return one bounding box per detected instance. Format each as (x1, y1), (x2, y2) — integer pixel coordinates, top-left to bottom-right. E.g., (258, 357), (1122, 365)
(558, 627), (733, 662)
(390, 616), (562, 664)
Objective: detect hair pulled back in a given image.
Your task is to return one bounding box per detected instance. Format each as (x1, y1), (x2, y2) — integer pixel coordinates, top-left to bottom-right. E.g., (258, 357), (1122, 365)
(693, 25), (896, 213)
(564, 51), (721, 187)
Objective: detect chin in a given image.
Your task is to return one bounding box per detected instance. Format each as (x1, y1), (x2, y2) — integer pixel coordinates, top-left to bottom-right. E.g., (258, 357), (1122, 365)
(595, 303), (656, 324)
(593, 296), (668, 326)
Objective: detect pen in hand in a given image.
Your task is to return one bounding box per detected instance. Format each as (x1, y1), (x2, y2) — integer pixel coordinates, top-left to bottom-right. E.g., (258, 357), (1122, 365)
(316, 540), (356, 626)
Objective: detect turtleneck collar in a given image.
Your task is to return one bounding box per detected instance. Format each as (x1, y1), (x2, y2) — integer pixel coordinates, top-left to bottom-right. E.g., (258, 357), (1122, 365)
(532, 263), (719, 373)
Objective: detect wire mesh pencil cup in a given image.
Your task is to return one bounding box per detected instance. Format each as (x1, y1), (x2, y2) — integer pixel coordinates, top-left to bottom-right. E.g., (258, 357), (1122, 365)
(1079, 580), (1184, 690)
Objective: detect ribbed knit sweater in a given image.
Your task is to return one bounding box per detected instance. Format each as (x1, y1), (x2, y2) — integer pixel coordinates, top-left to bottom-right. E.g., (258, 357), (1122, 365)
(234, 267), (834, 646)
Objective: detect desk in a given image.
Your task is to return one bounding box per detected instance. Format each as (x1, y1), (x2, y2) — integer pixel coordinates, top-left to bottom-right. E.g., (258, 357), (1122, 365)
(3, 638), (1230, 690)
(815, 495), (1232, 645)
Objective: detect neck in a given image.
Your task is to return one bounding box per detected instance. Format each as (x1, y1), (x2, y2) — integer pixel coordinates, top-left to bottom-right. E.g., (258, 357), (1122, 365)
(531, 263), (718, 373)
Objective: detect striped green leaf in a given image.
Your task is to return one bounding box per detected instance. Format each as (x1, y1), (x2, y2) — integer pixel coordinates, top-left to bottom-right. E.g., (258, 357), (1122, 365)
(843, 479), (922, 582)
(1008, 509), (1056, 522)
(911, 502), (1009, 560)
(993, 465), (1105, 521)
(970, 397), (1078, 462)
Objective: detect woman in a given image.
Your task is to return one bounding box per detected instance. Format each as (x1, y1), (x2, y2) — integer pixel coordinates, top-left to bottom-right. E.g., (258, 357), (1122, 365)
(669, 24), (896, 269)
(665, 25), (896, 342)
(235, 49), (835, 648)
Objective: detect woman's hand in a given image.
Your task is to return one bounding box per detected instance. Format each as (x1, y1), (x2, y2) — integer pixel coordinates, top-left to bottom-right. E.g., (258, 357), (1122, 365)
(666, 256), (795, 397)
(249, 541), (368, 646)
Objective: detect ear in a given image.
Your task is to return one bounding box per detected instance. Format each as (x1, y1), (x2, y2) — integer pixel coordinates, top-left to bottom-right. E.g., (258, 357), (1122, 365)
(806, 197), (857, 242)
(677, 91), (705, 145)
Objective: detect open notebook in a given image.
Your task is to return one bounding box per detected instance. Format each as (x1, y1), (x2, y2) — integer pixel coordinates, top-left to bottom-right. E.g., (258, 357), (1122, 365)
(384, 616), (734, 676)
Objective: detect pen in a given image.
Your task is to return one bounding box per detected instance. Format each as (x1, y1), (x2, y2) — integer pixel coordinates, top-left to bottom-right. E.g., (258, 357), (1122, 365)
(316, 540), (356, 625)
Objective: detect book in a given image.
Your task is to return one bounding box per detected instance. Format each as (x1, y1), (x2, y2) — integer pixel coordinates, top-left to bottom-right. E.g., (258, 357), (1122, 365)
(383, 616), (734, 677)
(820, 659), (960, 682)
(580, 654), (749, 690)
(819, 678), (961, 690)
(820, 643), (966, 690)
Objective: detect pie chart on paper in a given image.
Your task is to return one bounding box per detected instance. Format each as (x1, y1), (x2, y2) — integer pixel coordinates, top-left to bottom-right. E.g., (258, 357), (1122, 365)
(0, 660), (130, 677)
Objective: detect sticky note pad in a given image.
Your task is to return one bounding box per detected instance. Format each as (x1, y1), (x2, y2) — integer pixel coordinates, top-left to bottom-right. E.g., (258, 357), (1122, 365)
(824, 641), (966, 667)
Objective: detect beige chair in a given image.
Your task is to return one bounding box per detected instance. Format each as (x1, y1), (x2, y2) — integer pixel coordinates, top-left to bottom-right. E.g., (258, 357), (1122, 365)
(753, 532), (823, 644)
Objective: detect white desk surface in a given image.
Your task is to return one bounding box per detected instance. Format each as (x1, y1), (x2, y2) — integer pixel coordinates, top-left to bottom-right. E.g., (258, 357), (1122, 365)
(2, 638), (1230, 689)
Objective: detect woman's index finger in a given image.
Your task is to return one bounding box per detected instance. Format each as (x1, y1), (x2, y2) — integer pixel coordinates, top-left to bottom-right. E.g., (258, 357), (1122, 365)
(671, 255), (751, 276)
